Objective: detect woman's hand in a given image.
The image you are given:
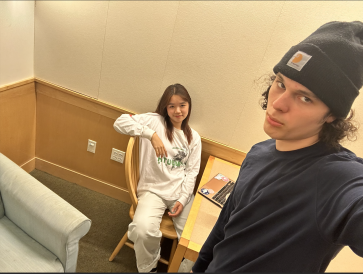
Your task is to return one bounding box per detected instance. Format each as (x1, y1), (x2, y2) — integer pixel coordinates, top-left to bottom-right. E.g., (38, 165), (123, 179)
(168, 201), (183, 217)
(151, 133), (168, 158)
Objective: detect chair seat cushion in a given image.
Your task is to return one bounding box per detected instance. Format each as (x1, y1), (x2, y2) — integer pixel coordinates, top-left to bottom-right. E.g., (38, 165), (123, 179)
(0, 216), (64, 272)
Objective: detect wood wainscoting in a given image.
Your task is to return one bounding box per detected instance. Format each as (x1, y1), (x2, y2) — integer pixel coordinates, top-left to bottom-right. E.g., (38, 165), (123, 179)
(34, 78), (246, 204)
(0, 78), (246, 204)
(0, 79), (36, 168)
(35, 79), (133, 203)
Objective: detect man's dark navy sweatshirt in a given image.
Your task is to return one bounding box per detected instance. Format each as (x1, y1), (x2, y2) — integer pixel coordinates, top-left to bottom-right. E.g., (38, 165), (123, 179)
(192, 139), (363, 272)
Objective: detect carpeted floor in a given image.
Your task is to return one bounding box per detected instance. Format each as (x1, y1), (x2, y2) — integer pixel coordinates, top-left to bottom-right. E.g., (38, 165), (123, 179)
(30, 169), (195, 273)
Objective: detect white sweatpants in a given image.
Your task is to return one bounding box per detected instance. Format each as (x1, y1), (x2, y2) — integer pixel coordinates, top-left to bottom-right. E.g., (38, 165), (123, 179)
(128, 191), (194, 273)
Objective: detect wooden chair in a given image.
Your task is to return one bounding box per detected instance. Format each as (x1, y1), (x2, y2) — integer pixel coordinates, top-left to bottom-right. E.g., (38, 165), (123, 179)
(109, 136), (178, 271)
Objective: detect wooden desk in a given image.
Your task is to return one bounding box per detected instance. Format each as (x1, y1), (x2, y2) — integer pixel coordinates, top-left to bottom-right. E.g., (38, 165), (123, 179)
(168, 156), (240, 272)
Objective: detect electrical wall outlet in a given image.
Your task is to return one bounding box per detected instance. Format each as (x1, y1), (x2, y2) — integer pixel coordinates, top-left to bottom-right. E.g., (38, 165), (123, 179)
(111, 148), (125, 163)
(87, 139), (97, 153)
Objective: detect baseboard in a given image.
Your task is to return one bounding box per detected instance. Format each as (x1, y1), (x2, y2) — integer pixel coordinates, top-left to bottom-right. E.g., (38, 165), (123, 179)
(20, 157), (36, 173)
(35, 157), (131, 204)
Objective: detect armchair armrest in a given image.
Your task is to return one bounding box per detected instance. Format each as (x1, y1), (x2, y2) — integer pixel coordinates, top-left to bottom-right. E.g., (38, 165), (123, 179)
(0, 154), (91, 272)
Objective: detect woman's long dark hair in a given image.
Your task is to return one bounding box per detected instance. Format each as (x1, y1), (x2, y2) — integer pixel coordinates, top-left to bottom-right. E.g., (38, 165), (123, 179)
(155, 84), (193, 145)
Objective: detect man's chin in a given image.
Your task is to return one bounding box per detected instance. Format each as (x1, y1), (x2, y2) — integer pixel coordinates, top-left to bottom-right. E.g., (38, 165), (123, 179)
(263, 124), (281, 140)
(263, 122), (273, 137)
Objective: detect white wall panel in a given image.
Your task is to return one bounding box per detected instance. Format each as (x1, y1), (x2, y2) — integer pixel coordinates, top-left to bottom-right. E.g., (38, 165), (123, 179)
(34, 1), (109, 97)
(33, 1), (363, 156)
(97, 1), (179, 112)
(160, 1), (284, 145)
(0, 1), (34, 86)
(229, 1), (363, 153)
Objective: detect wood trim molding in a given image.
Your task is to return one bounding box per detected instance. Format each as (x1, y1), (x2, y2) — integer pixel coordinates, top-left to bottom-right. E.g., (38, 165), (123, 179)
(35, 157), (131, 204)
(201, 137), (246, 166)
(0, 78), (35, 93)
(35, 78), (134, 119)
(20, 157), (36, 173)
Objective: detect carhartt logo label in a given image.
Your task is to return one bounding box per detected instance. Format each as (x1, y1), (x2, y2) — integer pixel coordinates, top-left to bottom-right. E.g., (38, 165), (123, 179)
(292, 53), (303, 63)
(287, 51), (312, 71)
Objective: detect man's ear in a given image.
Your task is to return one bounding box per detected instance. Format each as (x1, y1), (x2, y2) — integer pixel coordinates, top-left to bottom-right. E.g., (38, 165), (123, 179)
(326, 114), (336, 123)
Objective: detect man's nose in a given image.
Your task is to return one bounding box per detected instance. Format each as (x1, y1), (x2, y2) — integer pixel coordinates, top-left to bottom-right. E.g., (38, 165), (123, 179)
(272, 92), (290, 113)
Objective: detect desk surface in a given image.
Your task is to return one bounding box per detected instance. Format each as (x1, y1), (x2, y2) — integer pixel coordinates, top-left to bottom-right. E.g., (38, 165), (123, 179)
(168, 155), (239, 272)
(181, 156), (240, 261)
(189, 156), (239, 246)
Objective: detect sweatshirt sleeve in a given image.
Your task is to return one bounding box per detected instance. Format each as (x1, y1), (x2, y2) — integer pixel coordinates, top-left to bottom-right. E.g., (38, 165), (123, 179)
(317, 159), (363, 257)
(177, 134), (202, 207)
(192, 184), (237, 272)
(113, 113), (156, 140)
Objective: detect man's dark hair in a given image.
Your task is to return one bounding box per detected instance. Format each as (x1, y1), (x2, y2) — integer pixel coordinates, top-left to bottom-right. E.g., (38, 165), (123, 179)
(260, 75), (359, 150)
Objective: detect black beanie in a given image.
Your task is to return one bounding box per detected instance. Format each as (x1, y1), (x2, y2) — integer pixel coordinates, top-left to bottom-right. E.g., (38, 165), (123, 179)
(273, 21), (363, 118)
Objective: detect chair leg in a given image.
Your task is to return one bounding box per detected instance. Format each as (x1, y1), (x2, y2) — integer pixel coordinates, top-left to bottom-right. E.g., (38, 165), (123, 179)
(167, 239), (178, 272)
(109, 231), (129, 261)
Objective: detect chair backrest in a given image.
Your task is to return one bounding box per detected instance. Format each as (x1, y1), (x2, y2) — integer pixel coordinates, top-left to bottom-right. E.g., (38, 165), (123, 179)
(125, 136), (140, 210)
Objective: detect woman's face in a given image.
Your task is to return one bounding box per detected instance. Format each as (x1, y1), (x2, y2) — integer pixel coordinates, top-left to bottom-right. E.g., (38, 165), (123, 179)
(167, 95), (189, 129)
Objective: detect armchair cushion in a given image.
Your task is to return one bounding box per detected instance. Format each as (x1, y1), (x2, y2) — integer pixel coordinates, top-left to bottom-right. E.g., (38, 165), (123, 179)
(0, 216), (64, 272)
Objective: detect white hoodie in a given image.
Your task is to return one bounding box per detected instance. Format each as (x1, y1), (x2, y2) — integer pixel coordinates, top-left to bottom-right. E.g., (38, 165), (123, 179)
(113, 112), (202, 206)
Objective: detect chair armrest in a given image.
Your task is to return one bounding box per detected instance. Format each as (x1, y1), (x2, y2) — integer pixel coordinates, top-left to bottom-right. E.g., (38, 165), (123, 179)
(0, 154), (91, 272)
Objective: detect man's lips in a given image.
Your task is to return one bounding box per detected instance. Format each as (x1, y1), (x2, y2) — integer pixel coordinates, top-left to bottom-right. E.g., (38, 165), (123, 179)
(266, 114), (283, 126)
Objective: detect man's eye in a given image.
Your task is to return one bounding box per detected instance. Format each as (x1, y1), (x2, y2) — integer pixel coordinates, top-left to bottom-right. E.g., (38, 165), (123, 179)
(300, 97), (312, 103)
(277, 82), (285, 89)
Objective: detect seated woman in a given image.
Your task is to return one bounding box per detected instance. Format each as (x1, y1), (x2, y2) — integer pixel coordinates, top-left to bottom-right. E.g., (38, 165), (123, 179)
(113, 83), (202, 272)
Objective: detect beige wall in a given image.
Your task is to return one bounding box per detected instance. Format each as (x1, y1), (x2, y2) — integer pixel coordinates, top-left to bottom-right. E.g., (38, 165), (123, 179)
(34, 1), (363, 155)
(0, 2), (362, 270)
(0, 1), (34, 86)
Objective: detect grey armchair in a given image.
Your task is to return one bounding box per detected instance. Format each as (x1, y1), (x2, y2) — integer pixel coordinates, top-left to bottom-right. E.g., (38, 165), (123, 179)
(0, 153), (91, 272)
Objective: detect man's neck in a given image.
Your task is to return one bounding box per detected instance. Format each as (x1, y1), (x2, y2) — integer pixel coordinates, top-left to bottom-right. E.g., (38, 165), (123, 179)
(275, 136), (319, 151)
